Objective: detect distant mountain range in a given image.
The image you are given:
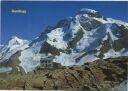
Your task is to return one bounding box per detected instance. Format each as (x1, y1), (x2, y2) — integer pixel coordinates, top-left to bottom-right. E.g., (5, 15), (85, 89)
(0, 8), (128, 73)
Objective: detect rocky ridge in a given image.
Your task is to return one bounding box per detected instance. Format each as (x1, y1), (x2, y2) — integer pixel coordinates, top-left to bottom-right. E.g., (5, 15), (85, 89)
(0, 57), (127, 90)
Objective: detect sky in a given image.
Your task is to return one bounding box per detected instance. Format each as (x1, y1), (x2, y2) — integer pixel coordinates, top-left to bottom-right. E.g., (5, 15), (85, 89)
(1, 1), (128, 44)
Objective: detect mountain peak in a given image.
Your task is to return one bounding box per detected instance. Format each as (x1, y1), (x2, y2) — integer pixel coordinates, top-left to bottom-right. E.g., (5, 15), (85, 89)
(0, 36), (30, 64)
(8, 36), (29, 48)
(10, 36), (21, 42)
(80, 8), (98, 14)
(77, 8), (102, 18)
(9, 36), (23, 46)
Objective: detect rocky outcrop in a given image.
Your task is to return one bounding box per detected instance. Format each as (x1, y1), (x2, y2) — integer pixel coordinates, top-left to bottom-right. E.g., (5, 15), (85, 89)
(7, 51), (21, 67)
(0, 51), (26, 74)
(0, 57), (127, 90)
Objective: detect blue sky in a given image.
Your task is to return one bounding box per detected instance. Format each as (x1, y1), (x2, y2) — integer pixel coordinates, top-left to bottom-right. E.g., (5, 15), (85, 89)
(1, 1), (128, 44)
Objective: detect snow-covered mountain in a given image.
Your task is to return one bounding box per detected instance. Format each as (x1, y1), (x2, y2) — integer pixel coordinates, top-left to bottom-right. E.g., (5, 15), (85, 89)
(0, 36), (29, 64)
(0, 8), (128, 73)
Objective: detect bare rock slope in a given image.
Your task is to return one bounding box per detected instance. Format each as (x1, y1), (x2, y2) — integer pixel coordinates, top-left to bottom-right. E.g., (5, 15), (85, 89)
(0, 57), (127, 90)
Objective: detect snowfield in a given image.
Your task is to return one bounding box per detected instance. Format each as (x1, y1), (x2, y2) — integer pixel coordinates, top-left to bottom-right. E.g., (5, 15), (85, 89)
(47, 28), (68, 50)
